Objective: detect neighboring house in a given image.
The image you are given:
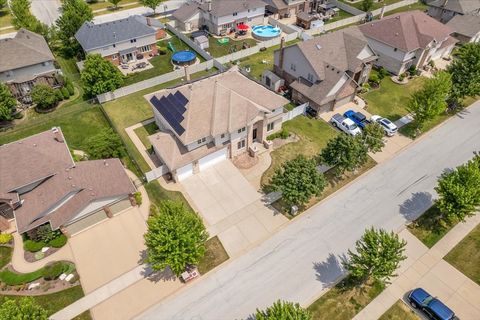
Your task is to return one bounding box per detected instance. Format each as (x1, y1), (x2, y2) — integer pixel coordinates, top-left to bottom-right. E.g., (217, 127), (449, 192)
(446, 14), (480, 43)
(272, 27), (376, 114)
(0, 29), (61, 104)
(427, 0), (480, 23)
(0, 128), (136, 236)
(263, 0), (312, 19)
(146, 67), (289, 182)
(75, 15), (166, 65)
(172, 0), (266, 35)
(359, 11), (457, 75)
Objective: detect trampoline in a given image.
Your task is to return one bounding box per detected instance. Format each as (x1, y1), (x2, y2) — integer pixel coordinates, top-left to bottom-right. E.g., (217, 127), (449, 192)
(172, 50), (197, 66)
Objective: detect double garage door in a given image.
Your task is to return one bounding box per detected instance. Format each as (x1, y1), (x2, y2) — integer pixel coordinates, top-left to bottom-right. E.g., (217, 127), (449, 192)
(176, 148), (228, 181)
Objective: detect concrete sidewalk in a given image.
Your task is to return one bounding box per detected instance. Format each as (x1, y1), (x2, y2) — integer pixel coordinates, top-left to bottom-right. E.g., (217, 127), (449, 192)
(354, 214), (480, 320)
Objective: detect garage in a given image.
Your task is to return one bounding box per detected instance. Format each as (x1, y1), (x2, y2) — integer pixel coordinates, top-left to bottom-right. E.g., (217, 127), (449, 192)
(334, 94), (354, 109)
(176, 163), (194, 181)
(199, 148), (227, 171)
(110, 198), (132, 215)
(64, 209), (108, 236)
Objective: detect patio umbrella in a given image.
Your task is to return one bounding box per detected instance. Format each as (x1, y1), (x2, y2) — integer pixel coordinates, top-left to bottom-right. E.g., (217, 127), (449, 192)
(237, 24), (249, 31)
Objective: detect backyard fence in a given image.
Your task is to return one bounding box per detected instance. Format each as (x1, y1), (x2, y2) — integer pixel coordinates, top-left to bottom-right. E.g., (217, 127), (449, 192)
(165, 22), (213, 61)
(145, 165), (170, 182)
(282, 102), (308, 122)
(330, 0), (365, 16)
(267, 17), (300, 35)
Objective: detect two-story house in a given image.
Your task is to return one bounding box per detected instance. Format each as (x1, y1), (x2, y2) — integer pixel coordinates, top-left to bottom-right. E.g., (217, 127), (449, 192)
(146, 67), (289, 181)
(427, 0), (480, 23)
(172, 0), (266, 35)
(359, 11), (457, 75)
(447, 14), (480, 43)
(263, 0), (312, 19)
(75, 15), (165, 65)
(0, 29), (61, 104)
(272, 27), (377, 114)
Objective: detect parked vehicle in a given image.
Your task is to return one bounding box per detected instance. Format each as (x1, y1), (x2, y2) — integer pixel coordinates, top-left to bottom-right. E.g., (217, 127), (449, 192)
(306, 106), (318, 118)
(408, 288), (457, 320)
(330, 113), (361, 136)
(343, 110), (369, 129)
(370, 115), (398, 136)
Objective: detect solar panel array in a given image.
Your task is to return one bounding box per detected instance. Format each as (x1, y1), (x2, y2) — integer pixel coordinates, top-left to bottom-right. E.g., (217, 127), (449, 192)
(150, 91), (189, 136)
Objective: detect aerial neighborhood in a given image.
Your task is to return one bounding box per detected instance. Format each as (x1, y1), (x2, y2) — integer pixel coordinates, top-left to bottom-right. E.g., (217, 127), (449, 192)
(0, 0), (480, 319)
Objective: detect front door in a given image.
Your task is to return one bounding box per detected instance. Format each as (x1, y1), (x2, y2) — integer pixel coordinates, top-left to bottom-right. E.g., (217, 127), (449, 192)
(253, 128), (258, 141)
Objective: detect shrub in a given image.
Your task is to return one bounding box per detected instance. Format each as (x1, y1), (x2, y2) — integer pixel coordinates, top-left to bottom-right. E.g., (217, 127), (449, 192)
(369, 73), (380, 86)
(63, 263), (76, 275)
(0, 269), (43, 285)
(0, 233), (12, 244)
(54, 89), (63, 101)
(134, 192), (142, 206)
(31, 84), (59, 110)
(66, 82), (75, 96)
(378, 67), (389, 80)
(48, 234), (67, 248)
(361, 82), (371, 93)
(61, 87), (70, 99)
(23, 240), (45, 252)
(267, 128), (289, 141)
(408, 65), (417, 76)
(398, 73), (406, 81)
(42, 262), (64, 280)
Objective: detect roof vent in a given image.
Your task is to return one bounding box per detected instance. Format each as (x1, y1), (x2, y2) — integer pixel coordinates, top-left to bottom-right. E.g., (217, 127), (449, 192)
(33, 143), (37, 147)
(51, 127), (59, 133)
(71, 184), (76, 188)
(395, 32), (399, 36)
(316, 44), (322, 50)
(68, 176), (72, 180)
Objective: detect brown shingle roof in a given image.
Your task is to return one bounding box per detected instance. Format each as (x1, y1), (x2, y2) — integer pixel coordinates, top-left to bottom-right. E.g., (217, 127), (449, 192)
(173, 0), (265, 21)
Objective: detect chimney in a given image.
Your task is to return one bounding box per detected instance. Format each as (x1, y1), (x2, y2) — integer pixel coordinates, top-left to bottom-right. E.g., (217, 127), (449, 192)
(184, 66), (191, 81)
(278, 37), (286, 76)
(380, 5), (386, 19)
(52, 127), (64, 143)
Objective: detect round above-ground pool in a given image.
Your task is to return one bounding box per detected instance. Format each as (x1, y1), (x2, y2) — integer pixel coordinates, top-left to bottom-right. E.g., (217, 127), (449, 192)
(172, 50), (197, 66)
(252, 25), (281, 41)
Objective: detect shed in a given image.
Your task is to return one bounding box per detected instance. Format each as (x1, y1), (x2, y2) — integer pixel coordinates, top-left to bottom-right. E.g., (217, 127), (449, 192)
(193, 35), (209, 49)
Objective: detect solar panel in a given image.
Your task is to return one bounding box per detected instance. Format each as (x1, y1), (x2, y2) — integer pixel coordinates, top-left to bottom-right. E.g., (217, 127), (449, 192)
(150, 96), (185, 136)
(174, 91), (188, 109)
(160, 96), (184, 122)
(169, 93), (187, 114)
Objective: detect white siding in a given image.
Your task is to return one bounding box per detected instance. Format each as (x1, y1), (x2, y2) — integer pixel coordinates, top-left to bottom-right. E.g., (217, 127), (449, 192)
(86, 34), (156, 57)
(216, 7), (265, 26)
(177, 163), (194, 181)
(198, 148), (227, 170)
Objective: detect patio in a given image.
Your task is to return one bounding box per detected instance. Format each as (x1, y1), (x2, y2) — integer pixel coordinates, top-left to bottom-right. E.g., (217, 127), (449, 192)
(118, 58), (154, 76)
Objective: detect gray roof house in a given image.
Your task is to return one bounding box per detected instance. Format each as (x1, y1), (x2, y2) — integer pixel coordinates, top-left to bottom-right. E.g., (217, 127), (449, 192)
(446, 14), (480, 43)
(75, 15), (165, 65)
(0, 29), (60, 104)
(263, 0), (312, 19)
(427, 0), (480, 23)
(273, 27), (377, 114)
(172, 0), (266, 35)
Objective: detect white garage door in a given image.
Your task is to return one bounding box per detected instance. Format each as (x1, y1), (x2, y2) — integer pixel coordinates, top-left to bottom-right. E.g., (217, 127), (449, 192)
(199, 148), (227, 171)
(177, 163), (194, 181)
(334, 94), (353, 109)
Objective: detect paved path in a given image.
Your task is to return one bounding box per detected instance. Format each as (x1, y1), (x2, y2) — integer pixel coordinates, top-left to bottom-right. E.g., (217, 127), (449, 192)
(30, 0), (61, 26)
(137, 101), (480, 319)
(125, 120), (157, 170)
(355, 214), (480, 320)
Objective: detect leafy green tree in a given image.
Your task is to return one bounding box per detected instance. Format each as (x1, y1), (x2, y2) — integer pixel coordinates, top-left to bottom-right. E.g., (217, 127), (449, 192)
(140, 0), (163, 14)
(361, 0), (374, 12)
(343, 227), (406, 284)
(255, 300), (312, 320)
(319, 134), (368, 177)
(0, 0), (7, 9)
(56, 0), (93, 57)
(435, 156), (480, 223)
(108, 0), (122, 9)
(0, 297), (48, 320)
(362, 122), (385, 153)
(144, 201), (208, 276)
(407, 71), (452, 132)
(84, 128), (126, 159)
(80, 54), (124, 97)
(270, 155), (326, 207)
(31, 84), (59, 110)
(9, 0), (49, 38)
(448, 43), (480, 104)
(0, 83), (17, 121)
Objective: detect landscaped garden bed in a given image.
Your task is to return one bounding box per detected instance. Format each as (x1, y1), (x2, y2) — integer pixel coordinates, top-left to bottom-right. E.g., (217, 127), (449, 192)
(22, 224), (68, 262)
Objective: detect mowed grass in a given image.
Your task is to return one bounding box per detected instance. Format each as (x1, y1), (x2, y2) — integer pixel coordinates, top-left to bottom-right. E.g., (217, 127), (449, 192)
(379, 300), (420, 320)
(384, 2), (428, 16)
(445, 223), (480, 285)
(325, 9), (354, 24)
(134, 122), (158, 150)
(207, 37), (258, 58)
(0, 9), (12, 28)
(362, 76), (426, 121)
(197, 236), (229, 274)
(0, 286), (92, 320)
(340, 0), (403, 11)
(0, 246), (12, 269)
(308, 279), (385, 320)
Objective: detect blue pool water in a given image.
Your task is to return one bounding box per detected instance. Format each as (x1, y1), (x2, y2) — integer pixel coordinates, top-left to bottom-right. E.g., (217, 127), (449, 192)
(252, 25), (281, 39)
(172, 51), (196, 65)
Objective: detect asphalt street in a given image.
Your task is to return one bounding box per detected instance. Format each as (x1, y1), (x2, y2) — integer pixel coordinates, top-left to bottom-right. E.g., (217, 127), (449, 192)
(137, 100), (480, 320)
(30, 0), (61, 26)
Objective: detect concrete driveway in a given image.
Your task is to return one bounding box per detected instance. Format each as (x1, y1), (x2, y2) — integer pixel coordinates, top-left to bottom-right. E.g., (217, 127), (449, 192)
(69, 206), (147, 293)
(181, 160), (287, 257)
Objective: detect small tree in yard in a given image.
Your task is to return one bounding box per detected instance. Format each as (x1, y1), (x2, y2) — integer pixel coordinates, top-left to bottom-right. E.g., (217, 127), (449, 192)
(448, 43), (480, 106)
(0, 83), (17, 121)
(343, 227), (407, 284)
(80, 54), (123, 97)
(84, 128), (126, 160)
(144, 201), (208, 276)
(320, 134), (368, 177)
(31, 84), (59, 110)
(0, 297), (48, 320)
(140, 0), (164, 14)
(255, 300), (312, 320)
(362, 122), (385, 153)
(0, 0), (7, 10)
(270, 155), (326, 207)
(361, 0), (374, 12)
(435, 155), (480, 223)
(56, 0), (93, 57)
(108, 0), (122, 9)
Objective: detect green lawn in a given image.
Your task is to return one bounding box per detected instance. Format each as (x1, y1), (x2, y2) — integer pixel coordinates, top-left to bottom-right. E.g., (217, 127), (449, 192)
(0, 9), (12, 28)
(88, 0), (138, 11)
(325, 9), (354, 24)
(144, 180), (192, 211)
(0, 246), (12, 269)
(445, 223), (480, 285)
(340, 0), (404, 11)
(379, 300), (420, 320)
(407, 206), (458, 248)
(384, 2), (428, 16)
(0, 286), (92, 320)
(197, 236), (229, 274)
(362, 76), (426, 121)
(134, 122), (158, 150)
(308, 278), (385, 320)
(207, 37), (258, 58)
(0, 268), (44, 286)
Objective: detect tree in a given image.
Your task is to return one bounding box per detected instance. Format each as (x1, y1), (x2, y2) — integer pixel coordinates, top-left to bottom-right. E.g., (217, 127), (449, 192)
(0, 0), (7, 10)
(108, 0), (122, 9)
(144, 201), (208, 276)
(56, 0), (93, 56)
(80, 54), (124, 97)
(9, 0), (49, 38)
(407, 71), (452, 132)
(361, 0), (374, 12)
(448, 43), (480, 105)
(319, 134), (368, 177)
(31, 84), (59, 110)
(0, 297), (48, 320)
(343, 227), (406, 284)
(84, 128), (126, 159)
(435, 155), (480, 223)
(140, 0), (163, 14)
(255, 300), (312, 320)
(270, 155), (326, 207)
(0, 83), (17, 121)
(361, 122), (385, 153)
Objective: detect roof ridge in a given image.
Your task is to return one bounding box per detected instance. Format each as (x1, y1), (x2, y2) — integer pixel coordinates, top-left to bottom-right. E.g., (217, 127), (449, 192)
(210, 80), (219, 137)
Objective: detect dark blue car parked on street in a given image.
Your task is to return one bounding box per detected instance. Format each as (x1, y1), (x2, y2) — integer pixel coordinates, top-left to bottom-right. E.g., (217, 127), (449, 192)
(408, 288), (457, 320)
(343, 110), (369, 129)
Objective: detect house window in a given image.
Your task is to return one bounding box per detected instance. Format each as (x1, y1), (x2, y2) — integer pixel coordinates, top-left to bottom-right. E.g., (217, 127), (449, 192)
(111, 54), (118, 60)
(221, 133), (225, 139)
(233, 12), (238, 16)
(113, 44), (116, 48)
(237, 139), (246, 149)
(197, 137), (206, 144)
(139, 45), (151, 53)
(290, 63), (296, 72)
(237, 127), (246, 134)
(130, 39), (137, 43)
(307, 73), (314, 82)
(394, 48), (397, 52)
(267, 122), (274, 132)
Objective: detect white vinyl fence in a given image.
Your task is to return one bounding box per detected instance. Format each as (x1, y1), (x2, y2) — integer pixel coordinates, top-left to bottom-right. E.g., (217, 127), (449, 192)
(146, 165), (170, 182)
(283, 102), (308, 122)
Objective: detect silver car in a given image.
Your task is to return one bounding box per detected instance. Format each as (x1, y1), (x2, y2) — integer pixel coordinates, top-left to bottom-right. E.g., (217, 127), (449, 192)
(370, 115), (398, 136)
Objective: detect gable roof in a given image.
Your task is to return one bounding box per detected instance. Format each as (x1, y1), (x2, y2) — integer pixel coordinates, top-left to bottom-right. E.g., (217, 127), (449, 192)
(359, 10), (454, 52)
(447, 14), (480, 37)
(173, 0), (265, 21)
(0, 29), (54, 73)
(427, 0), (480, 14)
(75, 15), (156, 51)
(172, 3), (201, 21)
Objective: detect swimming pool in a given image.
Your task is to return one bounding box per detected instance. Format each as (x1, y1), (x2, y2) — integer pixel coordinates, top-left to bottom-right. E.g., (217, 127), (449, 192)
(171, 50), (197, 66)
(252, 25), (281, 41)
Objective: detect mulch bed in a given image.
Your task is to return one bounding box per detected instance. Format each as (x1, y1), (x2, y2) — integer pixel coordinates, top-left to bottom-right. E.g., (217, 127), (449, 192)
(0, 273), (80, 296)
(24, 246), (61, 263)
